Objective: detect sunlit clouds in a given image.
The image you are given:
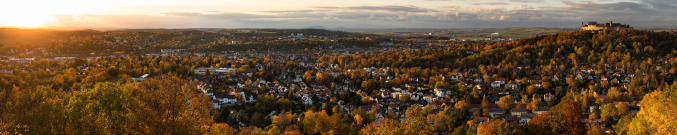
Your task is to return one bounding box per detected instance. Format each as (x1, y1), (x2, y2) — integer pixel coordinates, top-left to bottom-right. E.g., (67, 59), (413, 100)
(1, 0), (675, 28)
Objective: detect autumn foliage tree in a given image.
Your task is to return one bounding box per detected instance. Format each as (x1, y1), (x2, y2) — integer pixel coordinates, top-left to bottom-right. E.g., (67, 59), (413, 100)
(550, 100), (587, 135)
(628, 83), (677, 135)
(126, 75), (214, 134)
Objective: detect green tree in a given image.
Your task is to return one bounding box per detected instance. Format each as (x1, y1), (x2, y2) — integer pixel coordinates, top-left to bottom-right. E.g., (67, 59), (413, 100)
(601, 103), (619, 122)
(65, 82), (129, 134)
(495, 121), (525, 135)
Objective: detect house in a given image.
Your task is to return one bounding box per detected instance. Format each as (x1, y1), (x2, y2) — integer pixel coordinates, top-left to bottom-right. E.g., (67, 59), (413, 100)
(491, 81), (501, 88)
(292, 78), (303, 83)
(466, 49), (474, 55)
(534, 107), (549, 114)
(622, 77), (631, 83)
(473, 117), (490, 124)
(241, 93), (258, 103)
(488, 108), (504, 117)
(518, 113), (535, 125)
(380, 90), (392, 98)
(450, 75), (459, 81)
(511, 108), (528, 116)
(9, 58), (35, 64)
(194, 68), (237, 75)
(1, 70), (13, 75)
(505, 84), (518, 90)
(495, 78), (507, 84)
(584, 119), (606, 127)
(422, 95), (434, 103)
(434, 88), (450, 97)
(474, 78), (483, 83)
(611, 78), (620, 84)
(301, 96), (313, 105)
(600, 76), (608, 83)
(242, 70), (254, 77)
(131, 74), (150, 82)
(217, 94), (239, 104)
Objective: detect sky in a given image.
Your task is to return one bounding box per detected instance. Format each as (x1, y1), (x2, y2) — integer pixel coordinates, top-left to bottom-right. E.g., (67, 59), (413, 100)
(1, 0), (675, 29)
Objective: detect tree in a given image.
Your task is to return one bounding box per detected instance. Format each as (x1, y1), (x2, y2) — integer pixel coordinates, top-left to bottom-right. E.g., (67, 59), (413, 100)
(527, 85), (539, 95)
(315, 72), (333, 86)
(550, 100), (587, 135)
(477, 119), (502, 135)
(126, 75), (213, 134)
(455, 100), (470, 111)
(399, 94), (411, 102)
(402, 105), (434, 135)
(496, 121), (525, 135)
(238, 126), (265, 135)
(527, 113), (553, 135)
(64, 82), (129, 134)
(208, 123), (238, 135)
(542, 81), (552, 90)
(303, 71), (314, 83)
(628, 84), (677, 135)
(600, 103), (618, 122)
(276, 110), (290, 130)
(0, 86), (65, 135)
(586, 125), (605, 135)
(498, 95), (514, 113)
(529, 96), (542, 113)
(616, 102), (629, 116)
(451, 126), (466, 135)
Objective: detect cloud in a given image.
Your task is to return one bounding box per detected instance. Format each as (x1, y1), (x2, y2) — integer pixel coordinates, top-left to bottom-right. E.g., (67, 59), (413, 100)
(52, 15), (74, 21)
(510, 0), (544, 3)
(347, 5), (437, 12)
(262, 10), (316, 14)
(472, 2), (508, 5)
(38, 0), (677, 29)
(439, 5), (461, 9)
(521, 5), (535, 10)
(163, 12), (202, 16)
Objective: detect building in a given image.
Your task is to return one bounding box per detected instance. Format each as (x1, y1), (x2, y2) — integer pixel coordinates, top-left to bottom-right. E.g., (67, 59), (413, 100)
(581, 21), (632, 31)
(194, 68), (237, 75)
(9, 58), (35, 64)
(161, 49), (183, 54)
(131, 74), (150, 82)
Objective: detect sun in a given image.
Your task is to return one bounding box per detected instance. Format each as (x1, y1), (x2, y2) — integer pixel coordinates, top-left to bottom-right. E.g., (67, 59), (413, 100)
(0, 15), (56, 27)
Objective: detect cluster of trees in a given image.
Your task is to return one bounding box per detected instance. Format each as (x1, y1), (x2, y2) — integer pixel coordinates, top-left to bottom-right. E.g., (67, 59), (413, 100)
(0, 75), (234, 134)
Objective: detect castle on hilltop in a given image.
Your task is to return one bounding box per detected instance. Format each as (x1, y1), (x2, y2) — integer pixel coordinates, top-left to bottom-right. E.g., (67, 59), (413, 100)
(581, 21), (632, 31)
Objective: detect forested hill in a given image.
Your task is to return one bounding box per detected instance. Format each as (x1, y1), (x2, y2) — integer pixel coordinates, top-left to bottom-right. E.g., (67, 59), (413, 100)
(492, 29), (677, 63)
(320, 29), (677, 96)
(451, 29), (677, 71)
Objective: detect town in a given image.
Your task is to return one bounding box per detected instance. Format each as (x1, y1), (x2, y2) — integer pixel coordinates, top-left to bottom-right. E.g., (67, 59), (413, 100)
(1, 26), (676, 134)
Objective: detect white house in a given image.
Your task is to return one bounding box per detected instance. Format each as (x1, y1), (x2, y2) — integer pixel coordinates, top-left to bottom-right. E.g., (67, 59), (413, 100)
(434, 88), (450, 97)
(131, 74), (150, 82)
(301, 96), (313, 105)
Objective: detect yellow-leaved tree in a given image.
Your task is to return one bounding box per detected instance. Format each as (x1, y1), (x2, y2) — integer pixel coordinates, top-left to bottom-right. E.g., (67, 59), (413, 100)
(628, 83), (677, 135)
(126, 75), (214, 134)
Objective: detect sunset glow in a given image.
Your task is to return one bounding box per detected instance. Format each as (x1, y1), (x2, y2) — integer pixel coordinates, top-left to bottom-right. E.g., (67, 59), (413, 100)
(1, 0), (675, 28)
